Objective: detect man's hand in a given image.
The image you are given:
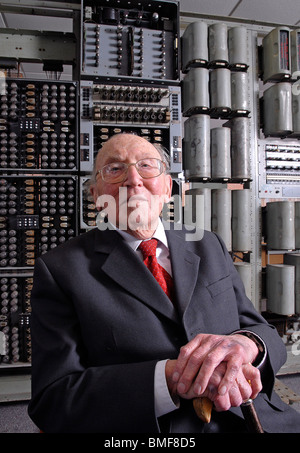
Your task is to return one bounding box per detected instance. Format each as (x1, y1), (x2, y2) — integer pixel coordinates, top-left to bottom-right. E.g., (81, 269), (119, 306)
(165, 333), (263, 412)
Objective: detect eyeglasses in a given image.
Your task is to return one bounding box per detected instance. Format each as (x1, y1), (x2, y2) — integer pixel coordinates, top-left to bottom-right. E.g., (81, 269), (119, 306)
(96, 158), (166, 183)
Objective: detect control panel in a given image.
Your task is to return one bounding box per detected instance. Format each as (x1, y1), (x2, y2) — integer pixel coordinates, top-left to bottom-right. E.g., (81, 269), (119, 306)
(0, 274), (32, 364)
(81, 0), (180, 84)
(259, 142), (300, 198)
(0, 175), (78, 268)
(0, 79), (78, 172)
(79, 80), (182, 174)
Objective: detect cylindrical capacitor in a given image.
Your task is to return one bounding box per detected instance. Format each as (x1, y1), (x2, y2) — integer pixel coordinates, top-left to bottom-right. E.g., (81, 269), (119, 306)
(232, 189), (252, 252)
(291, 29), (300, 75)
(262, 27), (291, 82)
(292, 91), (300, 135)
(184, 114), (211, 180)
(230, 117), (250, 180)
(228, 26), (248, 69)
(184, 187), (211, 231)
(208, 23), (229, 66)
(181, 21), (208, 72)
(266, 201), (295, 250)
(182, 68), (210, 115)
(233, 262), (252, 300)
(211, 126), (231, 180)
(284, 253), (300, 314)
(231, 71), (250, 115)
(263, 82), (293, 137)
(267, 264), (295, 315)
(211, 188), (232, 251)
(210, 68), (231, 115)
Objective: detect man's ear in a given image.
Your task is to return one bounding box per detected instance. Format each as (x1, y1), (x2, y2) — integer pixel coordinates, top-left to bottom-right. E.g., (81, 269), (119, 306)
(164, 174), (173, 203)
(90, 184), (99, 206)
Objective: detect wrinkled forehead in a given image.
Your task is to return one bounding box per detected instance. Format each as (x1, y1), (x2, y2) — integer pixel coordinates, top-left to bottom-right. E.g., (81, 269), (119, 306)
(96, 134), (160, 168)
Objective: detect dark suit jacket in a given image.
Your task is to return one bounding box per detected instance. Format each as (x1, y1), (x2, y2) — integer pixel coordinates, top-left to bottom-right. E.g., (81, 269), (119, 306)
(28, 225), (300, 432)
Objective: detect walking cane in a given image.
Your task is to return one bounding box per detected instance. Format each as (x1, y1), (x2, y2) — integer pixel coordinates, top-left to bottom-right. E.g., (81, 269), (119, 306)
(193, 396), (264, 433)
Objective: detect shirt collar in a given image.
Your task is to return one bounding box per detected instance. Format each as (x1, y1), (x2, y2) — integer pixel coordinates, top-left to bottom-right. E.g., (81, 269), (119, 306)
(117, 218), (168, 251)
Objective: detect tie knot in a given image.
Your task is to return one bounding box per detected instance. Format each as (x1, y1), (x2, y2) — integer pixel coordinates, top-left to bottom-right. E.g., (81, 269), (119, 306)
(138, 238), (158, 259)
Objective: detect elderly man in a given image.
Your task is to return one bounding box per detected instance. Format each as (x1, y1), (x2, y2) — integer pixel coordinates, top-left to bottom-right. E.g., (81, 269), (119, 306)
(28, 133), (300, 432)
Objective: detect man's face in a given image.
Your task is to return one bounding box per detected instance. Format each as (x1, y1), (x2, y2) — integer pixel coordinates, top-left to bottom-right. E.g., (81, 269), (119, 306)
(90, 134), (172, 238)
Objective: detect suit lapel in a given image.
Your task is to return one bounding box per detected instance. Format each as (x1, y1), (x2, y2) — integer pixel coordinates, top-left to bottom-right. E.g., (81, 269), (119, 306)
(165, 228), (201, 318)
(94, 229), (179, 323)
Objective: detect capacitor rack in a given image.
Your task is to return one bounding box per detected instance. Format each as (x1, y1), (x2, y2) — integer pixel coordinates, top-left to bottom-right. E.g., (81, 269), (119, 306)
(258, 26), (300, 337)
(180, 12), (300, 351)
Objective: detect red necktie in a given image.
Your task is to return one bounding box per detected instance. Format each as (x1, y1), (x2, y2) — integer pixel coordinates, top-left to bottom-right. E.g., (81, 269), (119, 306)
(139, 239), (174, 301)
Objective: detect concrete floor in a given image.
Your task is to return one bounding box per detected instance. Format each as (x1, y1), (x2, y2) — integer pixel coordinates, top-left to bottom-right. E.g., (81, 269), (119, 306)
(0, 401), (39, 433)
(276, 374), (300, 414)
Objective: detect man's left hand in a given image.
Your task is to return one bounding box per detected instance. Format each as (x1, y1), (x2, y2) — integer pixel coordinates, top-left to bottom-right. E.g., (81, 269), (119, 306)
(169, 333), (262, 411)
